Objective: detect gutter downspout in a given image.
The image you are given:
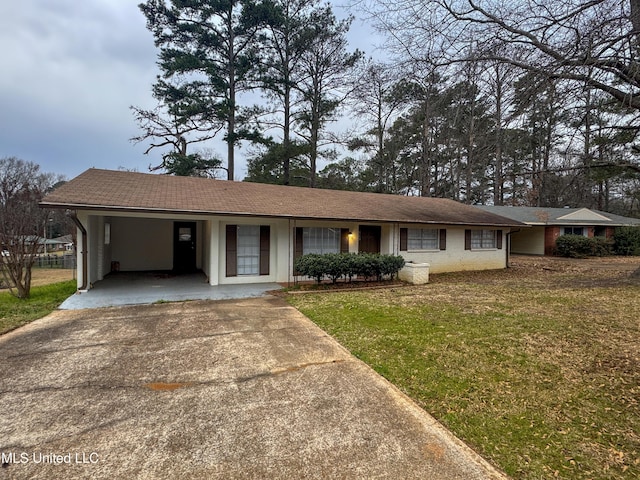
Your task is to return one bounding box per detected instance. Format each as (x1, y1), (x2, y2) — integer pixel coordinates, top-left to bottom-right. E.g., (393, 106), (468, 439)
(66, 209), (88, 291)
(505, 229), (520, 268)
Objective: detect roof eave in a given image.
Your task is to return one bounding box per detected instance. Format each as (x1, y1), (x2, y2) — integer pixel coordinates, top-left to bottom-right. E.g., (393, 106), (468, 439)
(40, 201), (525, 227)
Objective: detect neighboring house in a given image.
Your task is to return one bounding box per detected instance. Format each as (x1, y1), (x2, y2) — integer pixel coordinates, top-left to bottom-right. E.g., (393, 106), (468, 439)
(40, 169), (524, 291)
(476, 206), (640, 255)
(43, 236), (73, 253)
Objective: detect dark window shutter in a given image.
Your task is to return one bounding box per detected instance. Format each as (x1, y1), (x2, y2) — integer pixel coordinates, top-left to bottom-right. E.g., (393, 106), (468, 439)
(226, 225), (237, 277)
(293, 227), (304, 275)
(294, 227), (304, 259)
(465, 229), (471, 250)
(400, 228), (408, 251)
(496, 230), (503, 250)
(340, 229), (350, 253)
(260, 226), (270, 275)
(439, 229), (447, 250)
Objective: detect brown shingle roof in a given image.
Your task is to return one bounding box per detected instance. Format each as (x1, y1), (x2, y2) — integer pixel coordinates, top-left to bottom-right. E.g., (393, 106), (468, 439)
(41, 168), (524, 227)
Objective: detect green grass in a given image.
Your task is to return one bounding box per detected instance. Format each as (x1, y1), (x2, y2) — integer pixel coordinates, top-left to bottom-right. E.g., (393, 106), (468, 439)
(0, 280), (76, 335)
(287, 271), (640, 479)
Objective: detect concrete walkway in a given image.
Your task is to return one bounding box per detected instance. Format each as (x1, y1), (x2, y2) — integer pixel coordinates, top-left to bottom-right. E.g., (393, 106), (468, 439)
(59, 271), (281, 309)
(0, 297), (507, 479)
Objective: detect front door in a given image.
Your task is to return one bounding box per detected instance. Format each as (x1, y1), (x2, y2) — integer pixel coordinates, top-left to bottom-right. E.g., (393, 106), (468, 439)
(173, 222), (197, 273)
(359, 225), (381, 253)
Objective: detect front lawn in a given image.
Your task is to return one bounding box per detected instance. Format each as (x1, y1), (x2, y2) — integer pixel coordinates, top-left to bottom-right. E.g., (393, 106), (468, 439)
(287, 256), (640, 479)
(0, 280), (76, 334)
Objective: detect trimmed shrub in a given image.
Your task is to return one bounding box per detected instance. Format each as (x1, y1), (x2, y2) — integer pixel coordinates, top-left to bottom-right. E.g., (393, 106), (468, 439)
(380, 254), (406, 279)
(555, 234), (595, 258)
(555, 234), (614, 258)
(294, 254), (327, 283)
(294, 253), (405, 284)
(590, 237), (614, 257)
(614, 226), (640, 256)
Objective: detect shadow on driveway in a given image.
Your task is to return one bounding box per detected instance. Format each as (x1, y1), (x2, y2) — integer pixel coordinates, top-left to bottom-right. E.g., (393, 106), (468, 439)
(0, 297), (506, 479)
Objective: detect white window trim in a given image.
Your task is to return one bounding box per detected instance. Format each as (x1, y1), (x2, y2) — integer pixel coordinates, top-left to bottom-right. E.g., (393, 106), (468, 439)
(407, 227), (439, 252)
(471, 229), (497, 250)
(562, 226), (588, 237)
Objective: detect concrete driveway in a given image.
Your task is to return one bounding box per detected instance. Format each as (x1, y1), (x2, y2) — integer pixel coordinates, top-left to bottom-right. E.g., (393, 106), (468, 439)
(0, 297), (506, 479)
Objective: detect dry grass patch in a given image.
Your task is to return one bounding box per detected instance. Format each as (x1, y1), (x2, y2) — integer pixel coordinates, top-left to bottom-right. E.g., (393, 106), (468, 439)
(30, 268), (76, 287)
(287, 256), (640, 479)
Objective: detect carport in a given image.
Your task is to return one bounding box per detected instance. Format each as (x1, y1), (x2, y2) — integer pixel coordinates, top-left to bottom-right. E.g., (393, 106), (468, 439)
(59, 271), (280, 309)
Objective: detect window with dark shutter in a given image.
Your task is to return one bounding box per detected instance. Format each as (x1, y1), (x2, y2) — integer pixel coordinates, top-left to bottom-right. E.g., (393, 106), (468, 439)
(400, 228), (408, 251)
(227, 224), (270, 276)
(465, 229), (471, 250)
(340, 229), (350, 253)
(260, 226), (270, 275)
(496, 230), (503, 250)
(439, 229), (447, 250)
(226, 225), (237, 276)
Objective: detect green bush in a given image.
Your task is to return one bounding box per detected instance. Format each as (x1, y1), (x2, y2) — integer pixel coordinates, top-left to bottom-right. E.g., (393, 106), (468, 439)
(294, 254), (327, 283)
(555, 234), (614, 258)
(614, 226), (640, 256)
(294, 253), (405, 284)
(590, 237), (614, 257)
(555, 235), (592, 258)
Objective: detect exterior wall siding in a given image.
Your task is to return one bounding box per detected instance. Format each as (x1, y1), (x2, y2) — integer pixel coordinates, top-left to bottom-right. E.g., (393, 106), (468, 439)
(510, 226), (545, 255)
(73, 210), (512, 289)
(110, 217), (173, 271)
(544, 226), (561, 255)
(398, 226), (507, 274)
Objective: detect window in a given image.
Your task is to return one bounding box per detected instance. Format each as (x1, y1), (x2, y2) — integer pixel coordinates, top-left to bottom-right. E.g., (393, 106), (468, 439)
(226, 225), (270, 277)
(407, 228), (439, 250)
(178, 227), (192, 242)
(563, 227), (585, 236)
(302, 227), (340, 254)
(471, 229), (497, 249)
(237, 225), (260, 275)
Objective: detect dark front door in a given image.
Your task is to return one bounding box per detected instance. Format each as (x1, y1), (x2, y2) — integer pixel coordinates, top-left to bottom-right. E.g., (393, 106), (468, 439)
(174, 222), (197, 273)
(359, 225), (381, 253)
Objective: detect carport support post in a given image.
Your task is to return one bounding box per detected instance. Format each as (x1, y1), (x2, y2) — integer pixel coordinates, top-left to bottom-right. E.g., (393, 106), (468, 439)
(208, 220), (220, 286)
(66, 209), (88, 291)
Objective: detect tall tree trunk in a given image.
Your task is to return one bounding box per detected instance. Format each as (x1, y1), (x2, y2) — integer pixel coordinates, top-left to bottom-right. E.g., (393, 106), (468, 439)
(227, 12), (236, 181)
(493, 75), (504, 205)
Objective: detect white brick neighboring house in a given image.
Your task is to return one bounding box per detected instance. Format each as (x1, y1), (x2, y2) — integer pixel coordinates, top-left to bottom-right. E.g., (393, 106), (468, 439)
(40, 169), (524, 291)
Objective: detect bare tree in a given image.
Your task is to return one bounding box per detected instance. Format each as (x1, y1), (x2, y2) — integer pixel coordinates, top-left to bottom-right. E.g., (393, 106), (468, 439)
(364, 0), (640, 172)
(349, 60), (409, 192)
(0, 158), (59, 298)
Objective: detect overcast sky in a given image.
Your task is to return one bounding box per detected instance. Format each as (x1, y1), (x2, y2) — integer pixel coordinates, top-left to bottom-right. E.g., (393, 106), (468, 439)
(0, 1), (380, 181)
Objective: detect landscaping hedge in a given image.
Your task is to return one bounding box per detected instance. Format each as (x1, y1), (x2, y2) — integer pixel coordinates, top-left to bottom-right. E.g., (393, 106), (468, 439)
(614, 226), (640, 256)
(554, 234), (613, 258)
(294, 253), (405, 284)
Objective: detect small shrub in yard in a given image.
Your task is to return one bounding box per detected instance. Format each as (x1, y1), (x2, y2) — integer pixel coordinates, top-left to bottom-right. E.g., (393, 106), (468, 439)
(294, 254), (327, 283)
(590, 236), (614, 256)
(380, 254), (406, 280)
(555, 234), (613, 258)
(614, 226), (640, 256)
(555, 234), (593, 258)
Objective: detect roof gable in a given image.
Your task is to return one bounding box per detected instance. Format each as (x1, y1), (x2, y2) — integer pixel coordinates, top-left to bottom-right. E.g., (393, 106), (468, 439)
(475, 205), (640, 226)
(41, 169), (524, 227)
(556, 208), (611, 222)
